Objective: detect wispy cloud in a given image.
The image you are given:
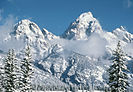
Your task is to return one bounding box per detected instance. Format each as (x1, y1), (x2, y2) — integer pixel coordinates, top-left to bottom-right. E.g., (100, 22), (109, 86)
(0, 14), (22, 52)
(123, 0), (133, 8)
(127, 0), (133, 8)
(52, 33), (107, 58)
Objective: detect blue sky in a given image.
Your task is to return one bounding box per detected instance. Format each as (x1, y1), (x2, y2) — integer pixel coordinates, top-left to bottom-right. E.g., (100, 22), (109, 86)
(0, 0), (133, 35)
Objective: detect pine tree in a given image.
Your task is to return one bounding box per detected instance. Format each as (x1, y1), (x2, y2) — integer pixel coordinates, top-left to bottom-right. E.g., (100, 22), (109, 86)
(0, 64), (4, 91)
(108, 41), (129, 92)
(3, 49), (18, 92)
(20, 45), (33, 92)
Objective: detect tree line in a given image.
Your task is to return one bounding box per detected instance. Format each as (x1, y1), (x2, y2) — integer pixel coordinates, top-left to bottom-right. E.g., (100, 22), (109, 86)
(0, 46), (33, 92)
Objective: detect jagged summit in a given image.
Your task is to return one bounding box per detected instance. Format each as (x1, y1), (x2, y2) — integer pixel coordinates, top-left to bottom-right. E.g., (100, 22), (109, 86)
(119, 26), (126, 31)
(113, 26), (133, 42)
(14, 19), (44, 39)
(113, 26), (127, 33)
(62, 12), (102, 40)
(76, 12), (94, 22)
(19, 19), (32, 24)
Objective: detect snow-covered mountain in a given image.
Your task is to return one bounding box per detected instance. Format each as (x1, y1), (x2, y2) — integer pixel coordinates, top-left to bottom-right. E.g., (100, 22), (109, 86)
(0, 12), (133, 90)
(62, 12), (102, 40)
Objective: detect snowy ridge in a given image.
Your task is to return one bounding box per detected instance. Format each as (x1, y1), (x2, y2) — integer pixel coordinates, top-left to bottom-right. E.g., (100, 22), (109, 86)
(42, 28), (59, 41)
(113, 26), (133, 43)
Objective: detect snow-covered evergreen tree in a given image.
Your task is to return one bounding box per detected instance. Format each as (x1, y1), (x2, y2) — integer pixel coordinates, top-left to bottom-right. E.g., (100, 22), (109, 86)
(3, 49), (18, 92)
(20, 45), (33, 92)
(108, 41), (129, 92)
(0, 64), (4, 91)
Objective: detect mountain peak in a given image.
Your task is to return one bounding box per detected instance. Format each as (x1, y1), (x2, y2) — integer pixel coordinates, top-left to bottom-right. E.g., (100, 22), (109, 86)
(119, 26), (126, 31)
(62, 12), (102, 40)
(14, 19), (44, 39)
(113, 26), (133, 42)
(113, 26), (127, 33)
(77, 12), (93, 22)
(19, 19), (32, 24)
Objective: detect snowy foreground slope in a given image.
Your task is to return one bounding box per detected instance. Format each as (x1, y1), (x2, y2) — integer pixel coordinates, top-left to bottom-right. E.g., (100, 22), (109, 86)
(32, 90), (103, 92)
(0, 12), (133, 90)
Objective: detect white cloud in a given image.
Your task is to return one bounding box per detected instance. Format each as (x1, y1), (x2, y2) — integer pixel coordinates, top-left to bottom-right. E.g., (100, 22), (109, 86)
(0, 15), (16, 45)
(52, 33), (107, 58)
(0, 14), (24, 52)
